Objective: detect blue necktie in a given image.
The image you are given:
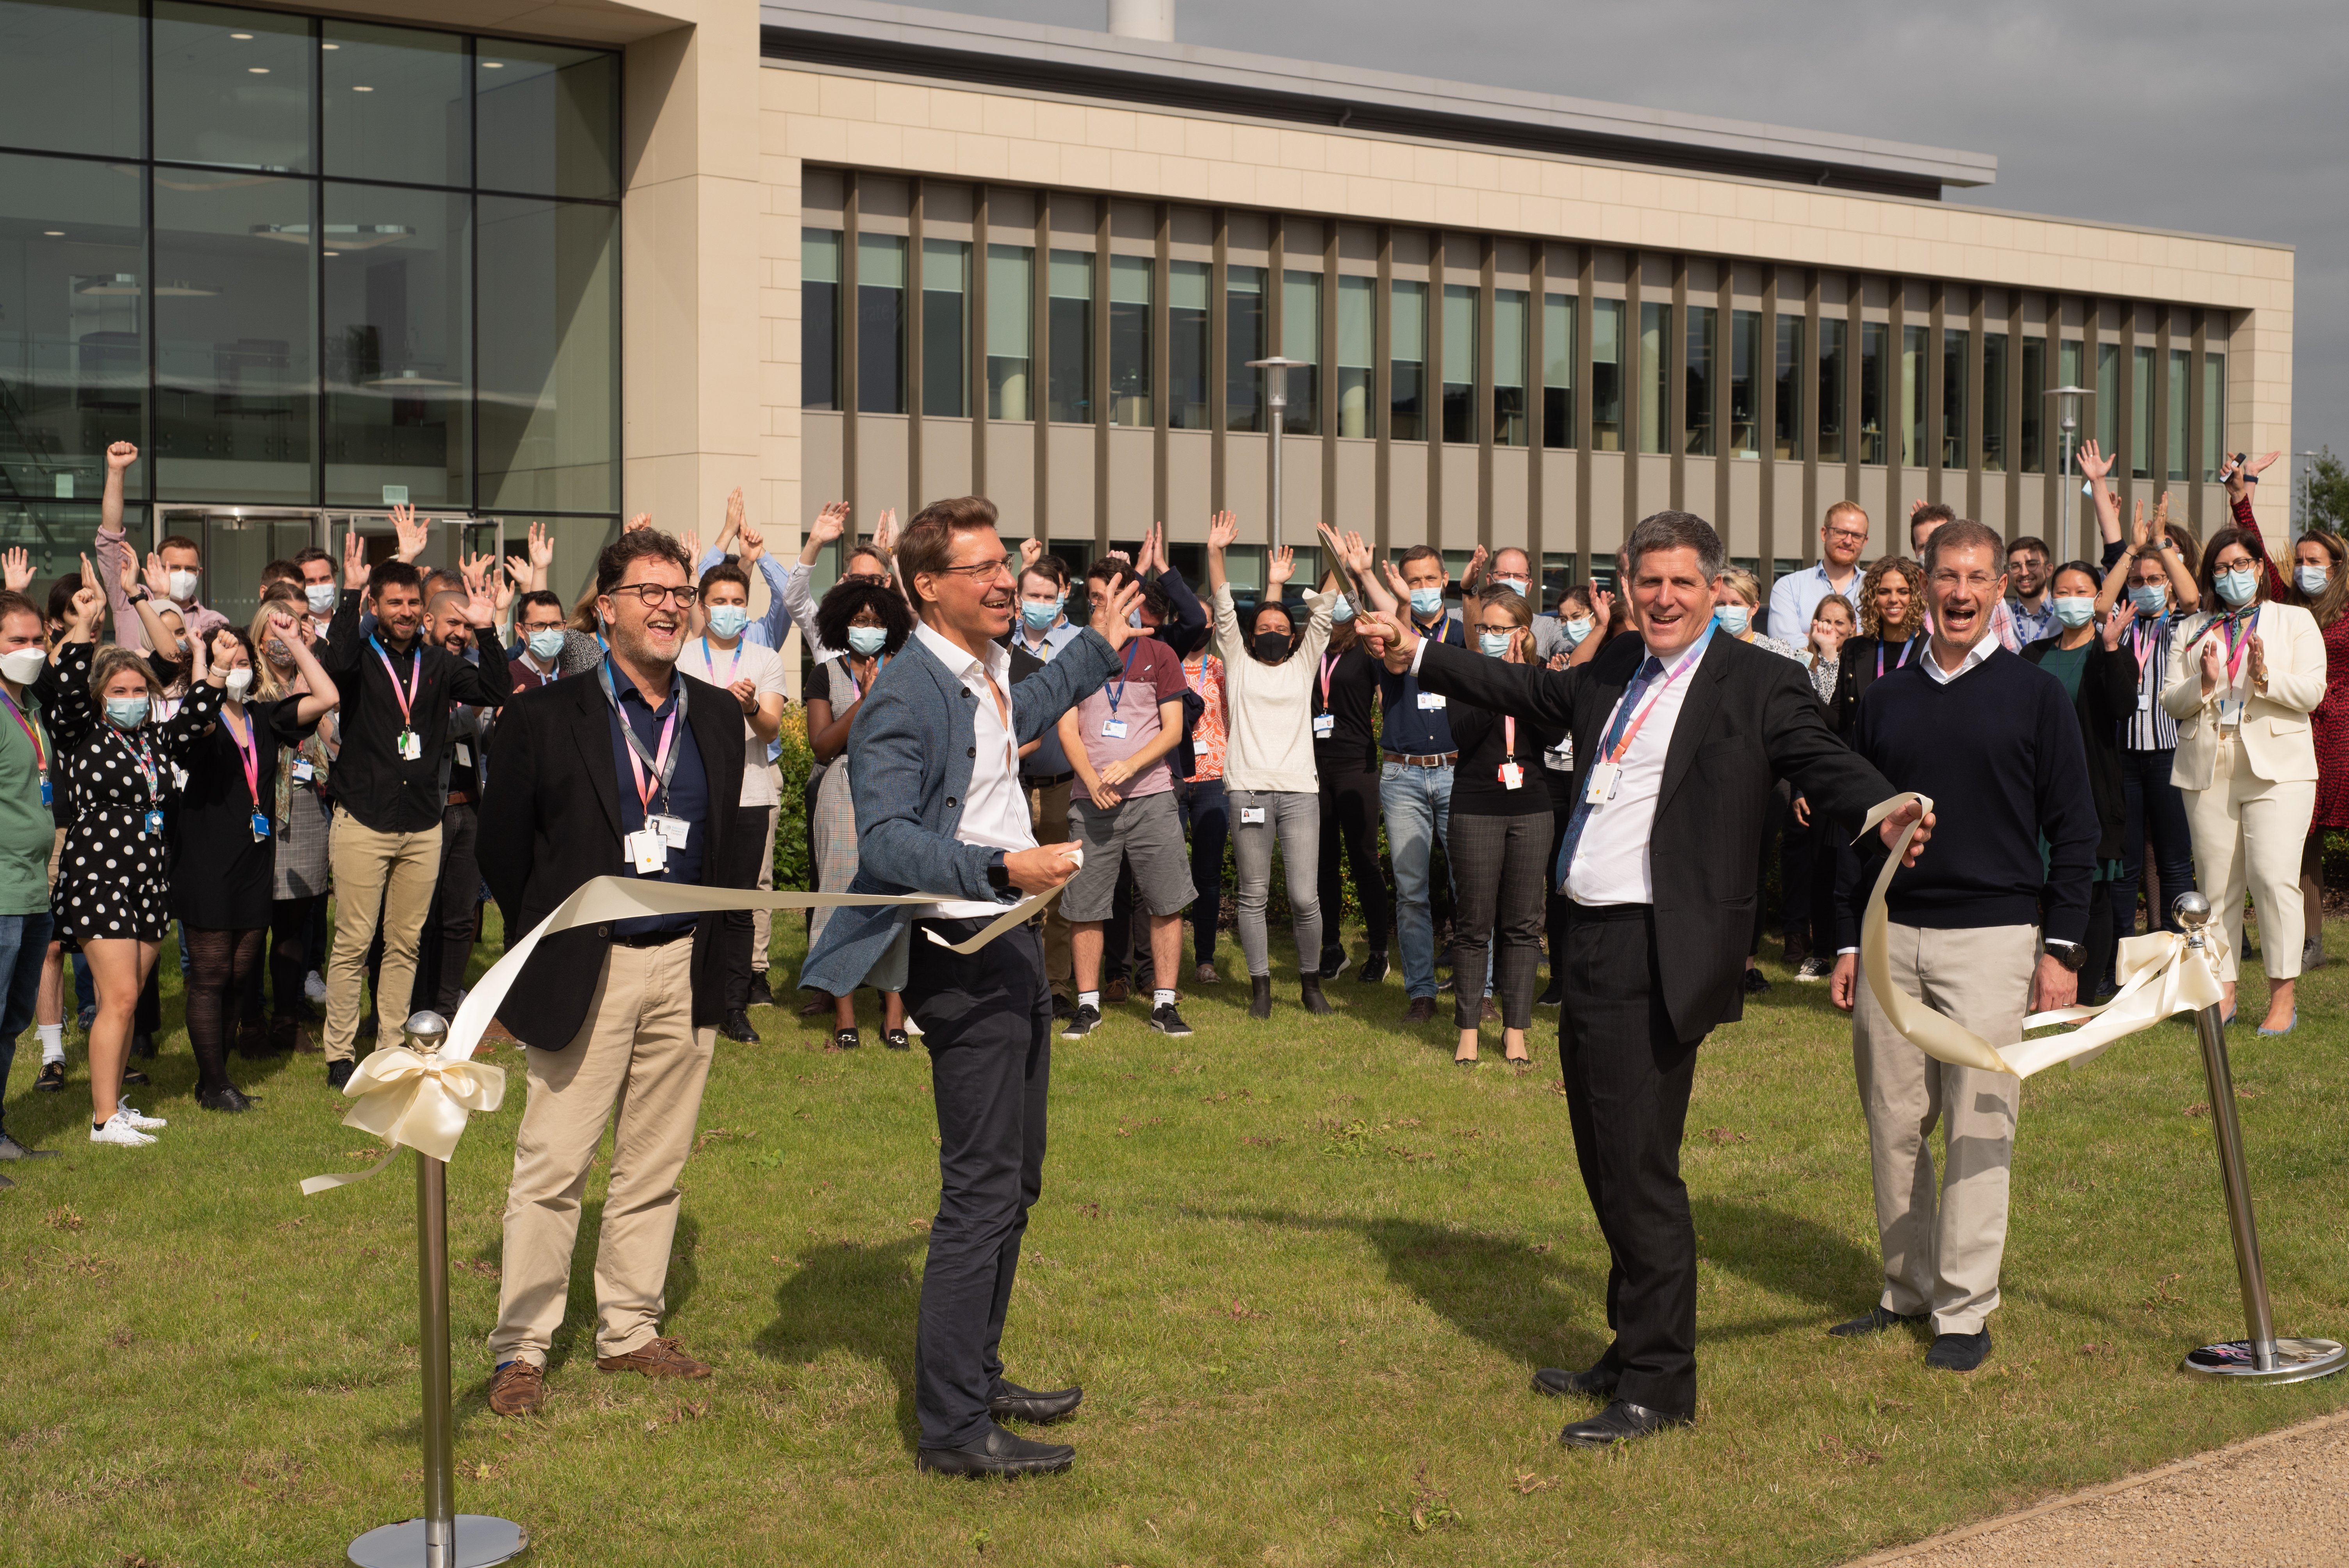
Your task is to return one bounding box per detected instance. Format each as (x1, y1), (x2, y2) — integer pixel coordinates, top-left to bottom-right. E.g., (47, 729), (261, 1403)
(1554, 655), (1663, 891)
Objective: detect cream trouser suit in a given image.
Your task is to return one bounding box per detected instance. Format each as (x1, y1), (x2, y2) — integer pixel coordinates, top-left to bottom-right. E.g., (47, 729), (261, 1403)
(1852, 921), (2035, 1336)
(2185, 735), (2315, 982)
(488, 936), (715, 1367)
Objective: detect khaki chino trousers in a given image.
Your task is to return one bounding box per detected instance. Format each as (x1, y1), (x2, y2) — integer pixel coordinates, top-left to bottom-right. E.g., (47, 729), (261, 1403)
(487, 936), (715, 1367)
(1851, 921), (2034, 1337)
(324, 811), (442, 1063)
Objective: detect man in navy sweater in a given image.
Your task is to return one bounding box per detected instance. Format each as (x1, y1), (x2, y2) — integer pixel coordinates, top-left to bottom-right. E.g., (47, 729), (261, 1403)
(1828, 517), (2098, 1374)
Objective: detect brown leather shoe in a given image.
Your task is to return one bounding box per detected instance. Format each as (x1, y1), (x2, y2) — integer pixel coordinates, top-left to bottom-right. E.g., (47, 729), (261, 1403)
(1405, 996), (1437, 1024)
(488, 1360), (545, 1417)
(595, 1335), (712, 1380)
(1103, 977), (1130, 1006)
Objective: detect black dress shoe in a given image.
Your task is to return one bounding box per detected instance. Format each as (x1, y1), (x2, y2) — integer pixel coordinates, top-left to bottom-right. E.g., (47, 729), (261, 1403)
(34, 1060), (64, 1092)
(745, 972), (775, 1008)
(916, 1422), (1075, 1476)
(1925, 1328), (1992, 1372)
(119, 1067), (149, 1086)
(1358, 950), (1390, 984)
(719, 1009), (759, 1044)
(1558, 1399), (1690, 1448)
(1827, 1304), (1928, 1338)
(130, 1030), (156, 1060)
(1536, 976), (1564, 1007)
(989, 1381), (1084, 1423)
(1532, 1365), (1618, 1399)
(0, 1133), (59, 1160)
(326, 1059), (355, 1090)
(196, 1085), (255, 1113)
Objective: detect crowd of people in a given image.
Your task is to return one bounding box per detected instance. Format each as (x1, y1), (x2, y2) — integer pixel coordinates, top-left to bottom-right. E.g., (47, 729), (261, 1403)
(1, 440), (2340, 1464)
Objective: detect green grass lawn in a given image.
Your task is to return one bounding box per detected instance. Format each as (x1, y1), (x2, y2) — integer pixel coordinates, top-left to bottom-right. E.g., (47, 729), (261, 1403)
(4, 911), (2347, 1568)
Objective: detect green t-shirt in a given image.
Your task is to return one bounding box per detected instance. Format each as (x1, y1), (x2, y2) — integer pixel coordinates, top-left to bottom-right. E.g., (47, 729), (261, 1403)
(0, 689), (52, 916)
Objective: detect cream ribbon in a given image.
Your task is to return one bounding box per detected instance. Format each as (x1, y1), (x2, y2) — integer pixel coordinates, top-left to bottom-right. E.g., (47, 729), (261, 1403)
(299, 874), (1062, 1196)
(1858, 791), (2226, 1078)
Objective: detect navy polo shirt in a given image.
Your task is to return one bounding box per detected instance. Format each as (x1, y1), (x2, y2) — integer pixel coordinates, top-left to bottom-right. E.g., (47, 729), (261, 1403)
(604, 657), (709, 936)
(1376, 609), (1466, 756)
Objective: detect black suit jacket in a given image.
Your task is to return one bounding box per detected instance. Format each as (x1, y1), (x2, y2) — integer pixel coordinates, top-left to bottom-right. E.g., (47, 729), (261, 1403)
(1415, 631), (1893, 1042)
(479, 667), (752, 1051)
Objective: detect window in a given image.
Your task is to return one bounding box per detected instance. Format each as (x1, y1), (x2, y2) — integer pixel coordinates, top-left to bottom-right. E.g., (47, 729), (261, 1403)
(1728, 309), (1760, 457)
(2019, 335), (2045, 473)
(1900, 325), (1926, 469)
(1169, 260), (1208, 429)
(1590, 298), (1623, 452)
(1047, 249), (1091, 423)
(1773, 314), (1802, 460)
(477, 194), (617, 512)
(984, 243), (1031, 420)
(1336, 275), (1372, 438)
(1441, 283), (1476, 443)
(856, 233), (906, 416)
(2060, 339), (2085, 472)
(2130, 344), (2153, 478)
(153, 2), (312, 173)
(1390, 279), (1426, 441)
(1108, 254), (1150, 427)
(2096, 340), (2119, 457)
(1941, 327), (1967, 469)
(1684, 305), (1715, 456)
(1817, 317), (1845, 464)
(2167, 347), (2188, 481)
(1493, 288), (1527, 448)
(324, 20), (468, 189)
(1982, 331), (2007, 474)
(1859, 321), (1887, 465)
(322, 183), (470, 506)
(1542, 293), (1574, 449)
(921, 239), (968, 418)
(0, 0), (143, 159)
(1281, 270), (1321, 435)
(1224, 265), (1263, 432)
(1638, 302), (1670, 454)
(2202, 352), (2226, 481)
(474, 39), (619, 201)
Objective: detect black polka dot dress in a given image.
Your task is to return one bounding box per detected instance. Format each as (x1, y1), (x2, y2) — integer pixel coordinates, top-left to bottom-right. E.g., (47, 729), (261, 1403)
(39, 641), (224, 946)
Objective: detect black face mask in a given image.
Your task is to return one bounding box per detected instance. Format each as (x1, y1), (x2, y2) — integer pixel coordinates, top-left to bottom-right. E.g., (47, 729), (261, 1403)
(1252, 631), (1293, 665)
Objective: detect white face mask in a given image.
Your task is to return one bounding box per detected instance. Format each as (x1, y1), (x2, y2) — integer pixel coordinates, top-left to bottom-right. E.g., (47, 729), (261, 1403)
(167, 568), (200, 603)
(305, 582), (337, 614)
(0, 647), (45, 685)
(224, 667), (253, 697)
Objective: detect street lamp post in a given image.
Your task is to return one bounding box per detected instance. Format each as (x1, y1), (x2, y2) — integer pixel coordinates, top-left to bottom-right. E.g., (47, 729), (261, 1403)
(2045, 385), (2093, 558)
(1246, 356), (1309, 563)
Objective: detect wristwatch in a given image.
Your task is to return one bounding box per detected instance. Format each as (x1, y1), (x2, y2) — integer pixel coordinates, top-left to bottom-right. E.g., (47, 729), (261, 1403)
(2048, 941), (2087, 973)
(986, 850), (1012, 893)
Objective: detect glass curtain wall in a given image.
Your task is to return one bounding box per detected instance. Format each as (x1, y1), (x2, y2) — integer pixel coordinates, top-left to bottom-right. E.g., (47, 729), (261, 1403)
(2202, 353), (2225, 480)
(2020, 335), (2045, 472)
(2130, 344), (2153, 477)
(1727, 309), (1759, 456)
(1817, 317), (1845, 463)
(1773, 314), (1801, 460)
(1638, 302), (1669, 454)
(1169, 260), (1208, 429)
(1108, 254), (1150, 426)
(1590, 299), (1622, 452)
(1046, 249), (1091, 424)
(1335, 275), (1372, 438)
(0, 0), (621, 526)
(1900, 324), (1926, 469)
(921, 239), (967, 418)
(2167, 348), (2188, 480)
(1281, 270), (1319, 435)
(803, 230), (839, 410)
(985, 243), (1032, 420)
(1981, 331), (2007, 474)
(854, 234), (905, 416)
(1542, 293), (1574, 449)
(1492, 288), (1526, 447)
(1684, 305), (1715, 456)
(1224, 265), (1263, 432)
(1941, 328), (1967, 469)
(1440, 283), (1475, 443)
(1859, 321), (1887, 464)
(1390, 280), (1426, 441)
(2096, 342), (2119, 457)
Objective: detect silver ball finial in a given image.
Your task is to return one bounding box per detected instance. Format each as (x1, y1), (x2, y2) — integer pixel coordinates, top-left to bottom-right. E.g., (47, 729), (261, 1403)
(2172, 891), (2212, 931)
(403, 1010), (451, 1053)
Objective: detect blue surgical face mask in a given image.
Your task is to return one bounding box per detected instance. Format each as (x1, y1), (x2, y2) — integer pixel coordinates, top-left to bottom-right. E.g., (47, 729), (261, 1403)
(1477, 630), (1513, 658)
(705, 604), (750, 640)
(2299, 564), (2331, 596)
(305, 583), (337, 615)
(2053, 595), (2096, 629)
(526, 628), (567, 662)
(105, 695), (150, 729)
(846, 625), (888, 657)
(2215, 567), (2259, 608)
(1562, 616), (1594, 647)
(2128, 583), (2167, 617)
(1331, 595), (1354, 623)
(1409, 586), (1444, 617)
(1713, 605), (1751, 637)
(1490, 576), (1529, 597)
(1021, 597), (1062, 633)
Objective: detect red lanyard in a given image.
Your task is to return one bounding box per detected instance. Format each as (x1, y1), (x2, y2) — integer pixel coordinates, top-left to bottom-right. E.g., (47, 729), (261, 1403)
(0, 687), (43, 772)
(1600, 638), (1708, 767)
(224, 706), (260, 808)
(371, 637), (422, 731)
(697, 635), (741, 687)
(625, 707), (679, 816)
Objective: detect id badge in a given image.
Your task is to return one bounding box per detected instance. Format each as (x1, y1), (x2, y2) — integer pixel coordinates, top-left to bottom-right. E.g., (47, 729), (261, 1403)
(291, 757), (315, 783)
(626, 828), (668, 873)
(454, 742), (472, 768)
(1417, 691), (1447, 711)
(170, 764), (189, 791)
(251, 811), (271, 843)
(648, 812), (690, 849)
(1239, 806), (1267, 826)
(1584, 761), (1621, 804)
(2137, 693), (2152, 712)
(1312, 713), (1335, 739)
(2217, 699), (2243, 732)
(1499, 761), (1525, 791)
(1542, 743), (1573, 773)
(1100, 718), (1129, 739)
(142, 809), (164, 837)
(398, 729), (422, 762)
(38, 771), (49, 808)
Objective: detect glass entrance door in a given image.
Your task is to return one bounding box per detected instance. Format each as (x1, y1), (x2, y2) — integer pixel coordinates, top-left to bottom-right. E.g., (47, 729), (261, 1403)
(159, 507), (326, 634)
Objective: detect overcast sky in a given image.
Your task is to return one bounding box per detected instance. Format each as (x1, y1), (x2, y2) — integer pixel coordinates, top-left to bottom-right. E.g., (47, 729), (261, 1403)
(915, 0), (2348, 476)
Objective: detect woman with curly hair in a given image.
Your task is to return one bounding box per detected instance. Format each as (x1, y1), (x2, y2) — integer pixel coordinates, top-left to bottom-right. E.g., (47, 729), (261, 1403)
(2284, 524), (2349, 967)
(1830, 555), (1928, 736)
(802, 578), (918, 1049)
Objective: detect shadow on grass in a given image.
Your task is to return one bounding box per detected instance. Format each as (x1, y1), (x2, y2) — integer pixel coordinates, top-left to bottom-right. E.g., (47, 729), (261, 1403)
(751, 1235), (925, 1449)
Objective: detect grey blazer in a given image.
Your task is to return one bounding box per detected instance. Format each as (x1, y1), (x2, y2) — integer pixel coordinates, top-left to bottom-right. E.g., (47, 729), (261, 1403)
(799, 625), (1120, 996)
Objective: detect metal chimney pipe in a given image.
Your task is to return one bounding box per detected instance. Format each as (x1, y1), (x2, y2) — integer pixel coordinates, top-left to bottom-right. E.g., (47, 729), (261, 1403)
(1107, 0), (1174, 41)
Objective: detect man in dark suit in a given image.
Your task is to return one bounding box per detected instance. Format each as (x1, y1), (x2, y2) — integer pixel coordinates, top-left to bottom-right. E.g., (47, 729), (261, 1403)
(1365, 510), (1927, 1446)
(476, 527), (753, 1419)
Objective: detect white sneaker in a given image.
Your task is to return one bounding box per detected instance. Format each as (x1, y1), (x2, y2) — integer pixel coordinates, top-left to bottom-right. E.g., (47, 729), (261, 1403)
(305, 970), (328, 1003)
(91, 1110), (156, 1146)
(116, 1103), (167, 1130)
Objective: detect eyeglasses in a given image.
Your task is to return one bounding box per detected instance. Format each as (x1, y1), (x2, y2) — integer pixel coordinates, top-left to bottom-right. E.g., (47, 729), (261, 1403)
(605, 583), (696, 608)
(842, 572), (890, 587)
(1824, 527), (1869, 545)
(930, 556), (1013, 583)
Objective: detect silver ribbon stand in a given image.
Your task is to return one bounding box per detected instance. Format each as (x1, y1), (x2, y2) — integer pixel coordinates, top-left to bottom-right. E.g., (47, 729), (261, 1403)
(2171, 896), (2346, 1384)
(348, 1013), (529, 1568)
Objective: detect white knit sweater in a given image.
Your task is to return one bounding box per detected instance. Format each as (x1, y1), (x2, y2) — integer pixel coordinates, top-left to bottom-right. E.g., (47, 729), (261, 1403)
(1210, 584), (1337, 794)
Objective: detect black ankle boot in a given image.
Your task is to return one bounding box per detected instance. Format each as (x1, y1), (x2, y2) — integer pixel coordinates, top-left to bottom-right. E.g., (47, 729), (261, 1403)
(1249, 975), (1272, 1019)
(1299, 973), (1333, 1015)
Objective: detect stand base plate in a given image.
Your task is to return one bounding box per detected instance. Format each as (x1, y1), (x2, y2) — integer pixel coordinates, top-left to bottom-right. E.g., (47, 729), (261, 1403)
(348, 1515), (528, 1568)
(2181, 1337), (2348, 1384)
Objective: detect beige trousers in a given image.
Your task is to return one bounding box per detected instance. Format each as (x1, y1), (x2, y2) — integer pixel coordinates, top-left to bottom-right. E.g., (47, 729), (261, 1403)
(747, 793), (779, 975)
(2187, 734), (2317, 982)
(1852, 921), (2035, 1336)
(324, 811), (443, 1063)
(487, 936), (714, 1367)
(1027, 777), (1073, 996)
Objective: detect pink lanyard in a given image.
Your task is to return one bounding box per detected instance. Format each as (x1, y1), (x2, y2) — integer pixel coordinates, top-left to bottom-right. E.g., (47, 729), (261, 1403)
(1876, 636), (1914, 680)
(224, 707), (260, 809)
(697, 635), (741, 687)
(1600, 641), (1706, 767)
(2208, 611), (2255, 686)
(371, 638), (421, 731)
(2129, 617), (2164, 682)
(844, 653), (888, 703)
(625, 707), (680, 816)
(1503, 715), (1516, 759)
(1319, 652), (1339, 709)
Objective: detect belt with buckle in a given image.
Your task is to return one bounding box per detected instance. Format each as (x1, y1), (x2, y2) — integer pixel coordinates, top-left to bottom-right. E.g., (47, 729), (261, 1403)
(1383, 750), (1459, 768)
(608, 926), (693, 949)
(1023, 770), (1075, 789)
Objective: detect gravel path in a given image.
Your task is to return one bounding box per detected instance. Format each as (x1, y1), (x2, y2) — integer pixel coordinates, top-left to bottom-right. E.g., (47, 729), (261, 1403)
(1851, 1409), (2349, 1567)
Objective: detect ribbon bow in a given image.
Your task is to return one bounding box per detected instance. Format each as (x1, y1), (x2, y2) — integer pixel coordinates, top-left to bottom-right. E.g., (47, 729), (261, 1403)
(300, 1048), (507, 1196)
(1858, 792), (2226, 1078)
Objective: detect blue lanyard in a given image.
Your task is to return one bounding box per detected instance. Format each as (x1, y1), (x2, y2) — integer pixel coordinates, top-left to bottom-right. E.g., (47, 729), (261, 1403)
(1104, 642), (1140, 715)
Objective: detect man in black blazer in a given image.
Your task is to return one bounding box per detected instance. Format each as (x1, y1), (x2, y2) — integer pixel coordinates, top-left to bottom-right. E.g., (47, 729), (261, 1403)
(1365, 510), (1925, 1446)
(476, 528), (754, 1418)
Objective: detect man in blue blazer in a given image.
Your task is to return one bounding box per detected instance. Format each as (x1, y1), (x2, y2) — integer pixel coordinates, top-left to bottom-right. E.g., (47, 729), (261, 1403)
(802, 495), (1147, 1477)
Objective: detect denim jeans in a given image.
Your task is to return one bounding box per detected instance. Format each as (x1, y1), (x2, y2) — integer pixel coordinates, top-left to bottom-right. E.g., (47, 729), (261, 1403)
(1380, 761), (1455, 999)
(0, 910), (55, 1137)
(2116, 747), (2196, 936)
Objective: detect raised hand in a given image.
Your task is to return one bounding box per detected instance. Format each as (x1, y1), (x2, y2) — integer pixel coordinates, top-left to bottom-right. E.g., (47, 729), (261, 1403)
(872, 507), (898, 556)
(1358, 607), (1418, 672)
(460, 549), (492, 601)
(2200, 634), (2226, 695)
(2099, 605), (2128, 650)
(1339, 529), (1375, 576)
(204, 626), (241, 684)
(342, 527), (371, 591)
(1205, 509), (1239, 553)
(1591, 585), (1616, 628)
(719, 487), (745, 551)
(70, 554), (104, 636)
(1266, 545), (1295, 588)
(1461, 543), (1489, 592)
(1379, 557), (1412, 602)
(391, 502), (428, 563)
(740, 523), (766, 565)
(809, 502), (848, 547)
(2251, 632), (2268, 687)
(1019, 535), (1044, 573)
(460, 568), (496, 629)
(528, 519), (555, 571)
(2151, 492), (2173, 544)
(2075, 438), (2113, 483)
(1090, 573), (1148, 650)
(681, 529), (702, 566)
(1136, 521), (1165, 577)
(623, 513), (652, 535)
(492, 560), (517, 615)
(502, 556), (534, 594)
(1, 548), (29, 594)
(2130, 500), (2149, 551)
(106, 440), (138, 472)
(2244, 449), (2283, 480)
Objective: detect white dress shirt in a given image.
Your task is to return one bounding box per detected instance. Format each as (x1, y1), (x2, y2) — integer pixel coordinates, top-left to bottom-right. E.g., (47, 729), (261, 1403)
(914, 621), (1037, 919)
(1921, 629), (2000, 685)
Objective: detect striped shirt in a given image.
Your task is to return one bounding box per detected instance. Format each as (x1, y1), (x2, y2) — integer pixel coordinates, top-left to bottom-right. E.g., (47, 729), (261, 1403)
(2120, 613), (2180, 750)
